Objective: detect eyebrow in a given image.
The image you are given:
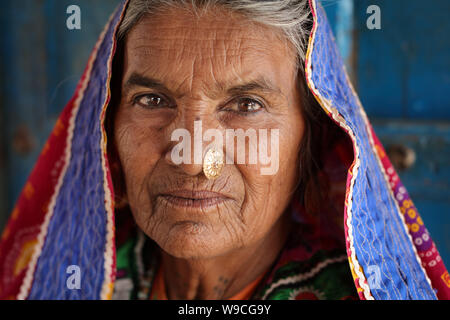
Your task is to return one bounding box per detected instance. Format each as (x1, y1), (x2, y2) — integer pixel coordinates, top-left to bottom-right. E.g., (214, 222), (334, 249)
(124, 73), (166, 92)
(124, 73), (285, 99)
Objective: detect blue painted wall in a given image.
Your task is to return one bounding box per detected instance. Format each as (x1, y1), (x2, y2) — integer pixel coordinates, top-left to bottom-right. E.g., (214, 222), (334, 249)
(354, 0), (450, 119)
(0, 0), (121, 228)
(1, 0), (449, 270)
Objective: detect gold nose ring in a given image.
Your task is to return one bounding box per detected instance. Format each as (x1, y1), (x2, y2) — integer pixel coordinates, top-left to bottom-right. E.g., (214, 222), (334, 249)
(203, 148), (224, 180)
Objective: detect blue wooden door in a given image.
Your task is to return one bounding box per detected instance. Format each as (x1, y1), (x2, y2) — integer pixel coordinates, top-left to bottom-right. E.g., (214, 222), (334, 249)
(0, 0), (121, 227)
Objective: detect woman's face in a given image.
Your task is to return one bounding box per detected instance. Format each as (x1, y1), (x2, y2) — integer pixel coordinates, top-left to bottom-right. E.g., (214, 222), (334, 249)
(114, 6), (305, 259)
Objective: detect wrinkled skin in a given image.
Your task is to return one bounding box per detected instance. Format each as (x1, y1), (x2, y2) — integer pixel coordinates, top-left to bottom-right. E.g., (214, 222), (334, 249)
(113, 5), (305, 299)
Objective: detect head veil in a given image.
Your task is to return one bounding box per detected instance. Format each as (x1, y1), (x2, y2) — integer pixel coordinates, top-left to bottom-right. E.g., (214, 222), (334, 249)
(0, 0), (448, 300)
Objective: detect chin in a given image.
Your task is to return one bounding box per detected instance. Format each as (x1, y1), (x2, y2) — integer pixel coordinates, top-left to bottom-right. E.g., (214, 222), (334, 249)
(156, 221), (231, 259)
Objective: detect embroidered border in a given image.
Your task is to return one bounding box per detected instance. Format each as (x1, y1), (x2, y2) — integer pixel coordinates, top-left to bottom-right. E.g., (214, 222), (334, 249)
(261, 255), (348, 299)
(305, 0), (372, 300)
(99, 0), (131, 300)
(356, 104), (435, 297)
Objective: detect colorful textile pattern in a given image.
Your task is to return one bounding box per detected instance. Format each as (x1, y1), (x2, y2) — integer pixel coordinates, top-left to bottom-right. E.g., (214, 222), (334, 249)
(255, 252), (356, 300)
(0, 0), (448, 300)
(305, 0), (449, 299)
(370, 131), (450, 299)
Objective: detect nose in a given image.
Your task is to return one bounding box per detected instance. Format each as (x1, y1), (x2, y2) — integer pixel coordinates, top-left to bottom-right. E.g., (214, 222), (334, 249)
(164, 144), (204, 176)
(164, 115), (220, 177)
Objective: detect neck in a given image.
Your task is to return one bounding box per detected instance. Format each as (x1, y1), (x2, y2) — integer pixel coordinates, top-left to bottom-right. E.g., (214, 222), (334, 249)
(160, 212), (292, 300)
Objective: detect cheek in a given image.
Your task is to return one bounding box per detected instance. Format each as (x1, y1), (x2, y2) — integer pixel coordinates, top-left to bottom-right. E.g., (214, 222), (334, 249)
(114, 110), (166, 204)
(275, 115), (304, 195)
(238, 119), (303, 235)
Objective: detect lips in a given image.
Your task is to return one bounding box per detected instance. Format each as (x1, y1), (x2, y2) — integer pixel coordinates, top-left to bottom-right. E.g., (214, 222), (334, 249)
(158, 190), (230, 209)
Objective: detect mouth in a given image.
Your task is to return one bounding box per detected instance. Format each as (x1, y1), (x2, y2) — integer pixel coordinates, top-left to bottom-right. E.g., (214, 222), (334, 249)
(158, 190), (231, 210)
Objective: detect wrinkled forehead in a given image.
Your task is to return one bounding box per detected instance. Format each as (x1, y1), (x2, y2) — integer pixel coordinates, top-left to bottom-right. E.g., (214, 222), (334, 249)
(121, 6), (298, 96)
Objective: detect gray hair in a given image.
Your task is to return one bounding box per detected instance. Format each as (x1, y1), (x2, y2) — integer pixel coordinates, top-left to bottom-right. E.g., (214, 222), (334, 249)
(117, 0), (312, 71)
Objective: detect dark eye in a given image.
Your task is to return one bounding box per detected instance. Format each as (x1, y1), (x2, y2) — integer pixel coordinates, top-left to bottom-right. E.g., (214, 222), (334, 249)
(231, 97), (264, 113)
(134, 94), (170, 109)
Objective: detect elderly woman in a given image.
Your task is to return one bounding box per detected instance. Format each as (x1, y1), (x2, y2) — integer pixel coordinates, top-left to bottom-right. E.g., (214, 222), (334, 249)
(0, 0), (448, 300)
